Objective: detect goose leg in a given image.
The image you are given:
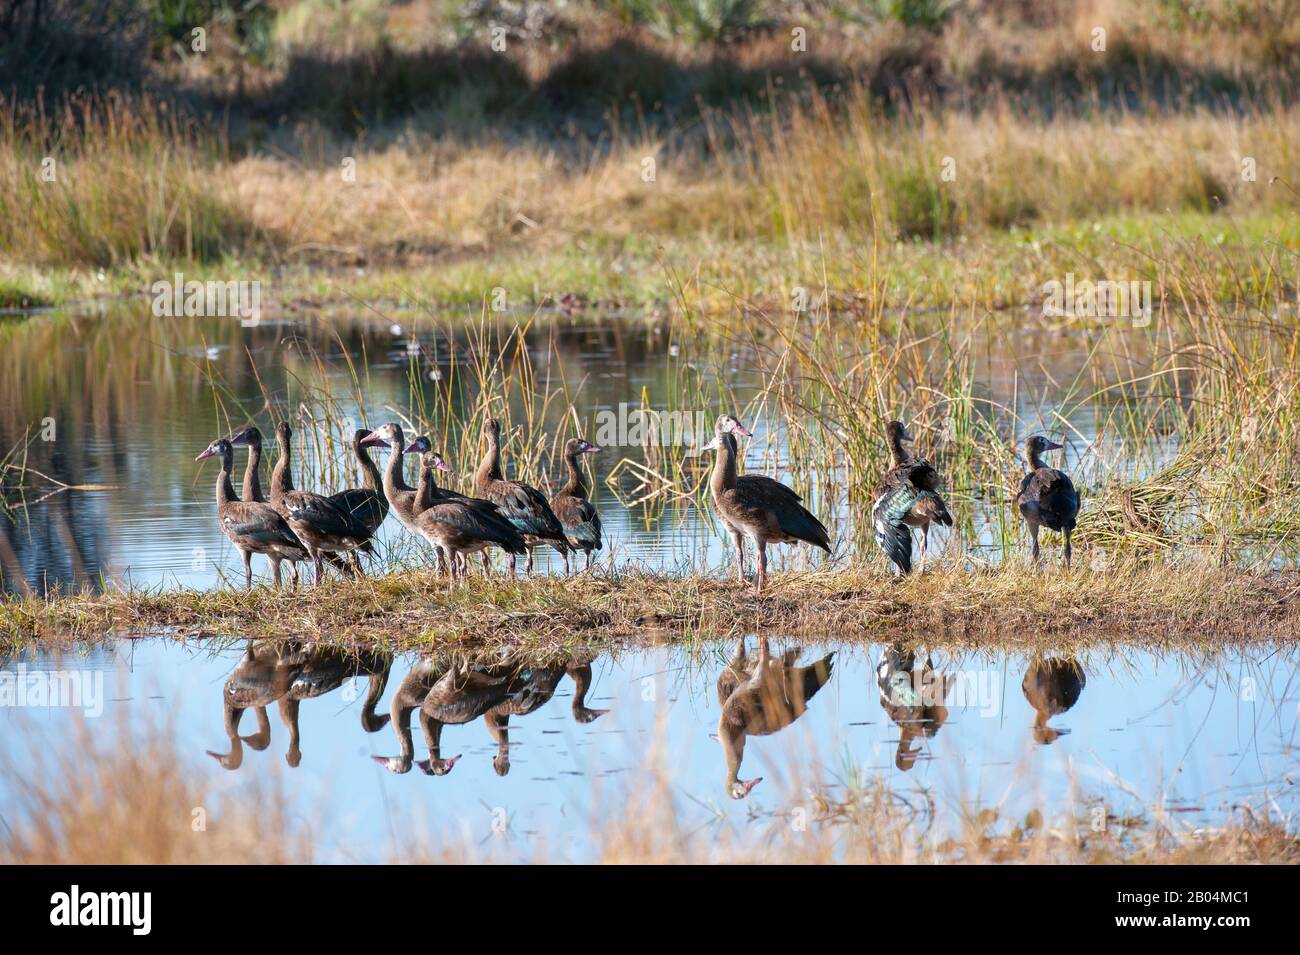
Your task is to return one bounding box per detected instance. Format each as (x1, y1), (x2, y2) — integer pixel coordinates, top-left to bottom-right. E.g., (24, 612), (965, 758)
(349, 552), (366, 577)
(919, 523), (929, 574)
(1028, 522), (1041, 566)
(270, 556), (282, 588)
(486, 710), (511, 776)
(1063, 529), (1073, 569)
(563, 550), (571, 577)
(509, 553), (518, 578)
(755, 541), (768, 594)
(241, 549), (253, 590)
(585, 549), (593, 572)
(288, 561), (300, 588)
(730, 529), (745, 583)
(524, 546), (534, 577)
(481, 552), (491, 576)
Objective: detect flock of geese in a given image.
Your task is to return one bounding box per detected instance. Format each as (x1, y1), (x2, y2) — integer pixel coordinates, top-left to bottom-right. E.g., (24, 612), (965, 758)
(196, 412), (1079, 590)
(210, 638), (1086, 800)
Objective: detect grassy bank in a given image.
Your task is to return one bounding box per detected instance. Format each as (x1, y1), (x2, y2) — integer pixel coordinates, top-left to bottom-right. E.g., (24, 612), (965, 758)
(5, 563), (1299, 649)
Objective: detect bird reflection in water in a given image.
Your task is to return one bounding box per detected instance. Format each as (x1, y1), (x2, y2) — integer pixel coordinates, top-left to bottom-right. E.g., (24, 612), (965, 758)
(714, 638), (835, 799)
(373, 653), (607, 777)
(207, 641), (391, 769)
(1021, 657), (1086, 744)
(877, 645), (953, 771)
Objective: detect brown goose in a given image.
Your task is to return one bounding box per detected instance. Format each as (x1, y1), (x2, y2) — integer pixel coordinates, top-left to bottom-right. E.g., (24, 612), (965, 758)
(373, 658), (514, 776)
(700, 415), (830, 594)
(195, 438), (309, 589)
(229, 425), (266, 504)
(474, 417), (570, 576)
(877, 645), (953, 771)
(359, 423), (420, 530)
(206, 641), (305, 770)
(411, 449), (527, 583)
(715, 637), (835, 799)
(1016, 435), (1079, 568)
(550, 437), (603, 575)
(280, 647), (392, 767)
(483, 657), (610, 774)
(1022, 657), (1085, 745)
(263, 422), (372, 583)
(321, 429), (390, 569)
(871, 421), (954, 575)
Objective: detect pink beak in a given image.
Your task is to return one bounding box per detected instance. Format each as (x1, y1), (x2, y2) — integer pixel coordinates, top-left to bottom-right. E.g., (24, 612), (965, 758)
(584, 444), (602, 454)
(360, 432), (389, 448)
(435, 459), (453, 472)
(731, 423), (754, 437)
(402, 440), (423, 453)
(195, 447), (216, 461)
(739, 777), (762, 797)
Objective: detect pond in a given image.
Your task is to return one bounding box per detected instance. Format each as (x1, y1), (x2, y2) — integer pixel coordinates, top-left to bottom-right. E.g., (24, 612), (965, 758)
(0, 306), (1180, 595)
(1, 638), (1294, 862)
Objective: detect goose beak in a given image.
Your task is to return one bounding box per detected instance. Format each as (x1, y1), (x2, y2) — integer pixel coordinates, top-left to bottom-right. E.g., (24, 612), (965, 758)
(1043, 440), (1064, 451)
(402, 439), (423, 453)
(361, 431), (389, 448)
(435, 458), (453, 472)
(735, 777), (762, 798)
(195, 446), (217, 461)
(731, 422), (754, 437)
(583, 443), (601, 454)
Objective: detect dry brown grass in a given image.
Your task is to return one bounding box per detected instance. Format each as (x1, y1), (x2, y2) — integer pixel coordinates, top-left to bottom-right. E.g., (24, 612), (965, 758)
(0, 717), (308, 864)
(5, 562), (1299, 651)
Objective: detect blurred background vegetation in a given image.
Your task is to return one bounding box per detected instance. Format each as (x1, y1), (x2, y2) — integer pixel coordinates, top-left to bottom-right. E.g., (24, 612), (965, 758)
(0, 1), (1296, 297)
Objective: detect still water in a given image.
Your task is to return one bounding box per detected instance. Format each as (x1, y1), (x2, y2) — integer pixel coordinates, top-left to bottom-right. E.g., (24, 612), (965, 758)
(1, 639), (1295, 862)
(1, 306), (1175, 594)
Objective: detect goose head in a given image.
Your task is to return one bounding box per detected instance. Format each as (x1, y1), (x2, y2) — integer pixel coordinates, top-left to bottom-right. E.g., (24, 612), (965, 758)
(886, 420), (912, 445)
(228, 426), (263, 450)
(729, 777), (762, 799)
(360, 422), (403, 451)
(402, 434), (431, 455)
(1026, 435), (1063, 457)
(415, 754), (462, 776)
(195, 437), (233, 466)
(715, 414), (753, 438)
(564, 437), (601, 456)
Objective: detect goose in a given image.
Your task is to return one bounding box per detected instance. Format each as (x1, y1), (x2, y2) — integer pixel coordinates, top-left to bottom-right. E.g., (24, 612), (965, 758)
(229, 425), (266, 504)
(280, 647), (392, 767)
(700, 414), (830, 594)
(1022, 657), (1086, 745)
(871, 420), (953, 575)
(1016, 435), (1079, 567)
(410, 448), (527, 582)
(877, 644), (952, 771)
(263, 422), (373, 583)
(715, 637), (835, 799)
(549, 437), (603, 574)
(321, 428), (390, 572)
(474, 417), (569, 576)
(373, 658), (515, 776)
(195, 438), (310, 589)
(206, 641), (305, 770)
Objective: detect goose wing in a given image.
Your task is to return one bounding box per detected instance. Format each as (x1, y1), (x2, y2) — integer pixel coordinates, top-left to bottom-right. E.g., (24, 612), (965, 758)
(284, 491), (368, 539)
(734, 475), (830, 550)
(223, 502), (302, 549)
(485, 480), (568, 543)
(551, 493), (603, 550)
(327, 488), (388, 535)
